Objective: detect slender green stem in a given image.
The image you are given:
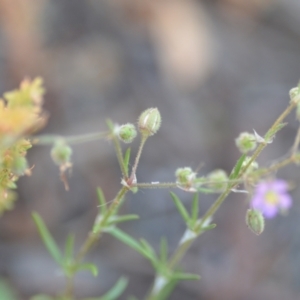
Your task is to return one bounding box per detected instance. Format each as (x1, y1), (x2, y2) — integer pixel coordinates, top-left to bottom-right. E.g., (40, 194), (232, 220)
(76, 187), (128, 263)
(291, 126), (300, 154)
(61, 187), (128, 299)
(135, 182), (178, 189)
(168, 239), (195, 270)
(111, 131), (128, 178)
(130, 135), (147, 180)
(253, 156), (294, 177)
(62, 277), (74, 300)
(100, 187), (128, 226)
(198, 99), (298, 231)
(32, 132), (108, 145)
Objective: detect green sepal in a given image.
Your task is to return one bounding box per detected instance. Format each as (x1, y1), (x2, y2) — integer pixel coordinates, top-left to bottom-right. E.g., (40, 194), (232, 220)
(170, 192), (190, 223)
(32, 212), (62, 265)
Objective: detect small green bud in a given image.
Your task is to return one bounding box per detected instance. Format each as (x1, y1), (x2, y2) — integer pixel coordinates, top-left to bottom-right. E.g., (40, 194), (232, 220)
(246, 208), (264, 235)
(117, 123), (137, 143)
(242, 156), (259, 173)
(206, 169), (228, 192)
(235, 132), (257, 153)
(51, 140), (72, 166)
(289, 87), (300, 102)
(138, 108), (161, 137)
(175, 167), (197, 192)
(12, 156), (28, 176)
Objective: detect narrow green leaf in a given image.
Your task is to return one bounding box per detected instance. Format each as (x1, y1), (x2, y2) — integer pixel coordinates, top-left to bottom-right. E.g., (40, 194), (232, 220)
(139, 239), (156, 257)
(32, 212), (62, 265)
(64, 234), (75, 262)
(124, 148), (131, 177)
(77, 263), (98, 277)
(160, 237), (168, 264)
(97, 187), (107, 214)
(191, 193), (199, 223)
(84, 277), (128, 300)
(172, 272), (200, 281)
(170, 192), (190, 223)
(99, 277), (128, 300)
(108, 214), (139, 226)
(229, 154), (246, 180)
(107, 228), (149, 259)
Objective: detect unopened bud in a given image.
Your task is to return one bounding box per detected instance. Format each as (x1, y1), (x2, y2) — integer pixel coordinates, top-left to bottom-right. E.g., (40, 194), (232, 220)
(246, 208), (264, 235)
(289, 86), (300, 102)
(175, 167), (197, 192)
(242, 156), (259, 173)
(235, 132), (257, 153)
(138, 108), (161, 137)
(117, 123), (137, 143)
(207, 169), (228, 192)
(51, 140), (72, 166)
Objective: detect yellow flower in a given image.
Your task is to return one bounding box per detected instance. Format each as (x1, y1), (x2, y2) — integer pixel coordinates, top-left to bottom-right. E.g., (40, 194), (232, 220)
(0, 78), (47, 215)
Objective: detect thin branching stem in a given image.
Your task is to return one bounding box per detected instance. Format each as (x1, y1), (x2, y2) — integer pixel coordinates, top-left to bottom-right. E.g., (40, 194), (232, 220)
(32, 132), (108, 145)
(147, 99), (299, 299)
(130, 135), (147, 180)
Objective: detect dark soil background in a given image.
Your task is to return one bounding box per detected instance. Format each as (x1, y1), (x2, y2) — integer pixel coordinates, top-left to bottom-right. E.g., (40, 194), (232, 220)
(1, 0), (300, 299)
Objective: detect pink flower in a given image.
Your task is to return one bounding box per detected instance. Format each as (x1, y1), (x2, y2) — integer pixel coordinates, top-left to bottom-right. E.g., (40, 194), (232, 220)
(251, 180), (292, 218)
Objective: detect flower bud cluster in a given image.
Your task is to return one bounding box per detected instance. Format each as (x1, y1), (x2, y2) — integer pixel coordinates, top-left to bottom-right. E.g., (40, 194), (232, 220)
(0, 78), (46, 215)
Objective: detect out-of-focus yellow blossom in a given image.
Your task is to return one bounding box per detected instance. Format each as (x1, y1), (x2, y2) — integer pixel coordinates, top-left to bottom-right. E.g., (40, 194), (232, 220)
(0, 78), (46, 215)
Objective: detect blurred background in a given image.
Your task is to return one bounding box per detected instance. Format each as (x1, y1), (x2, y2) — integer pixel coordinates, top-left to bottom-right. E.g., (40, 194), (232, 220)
(0, 0), (300, 299)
